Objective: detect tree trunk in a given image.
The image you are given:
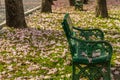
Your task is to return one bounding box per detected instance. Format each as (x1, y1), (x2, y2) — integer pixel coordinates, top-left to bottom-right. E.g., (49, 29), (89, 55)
(83, 0), (88, 4)
(41, 0), (52, 13)
(69, 0), (75, 6)
(95, 0), (108, 18)
(5, 0), (27, 28)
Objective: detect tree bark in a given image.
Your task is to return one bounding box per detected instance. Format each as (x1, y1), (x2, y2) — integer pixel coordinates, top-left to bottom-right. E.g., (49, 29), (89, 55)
(5, 0), (27, 28)
(95, 0), (108, 18)
(41, 0), (52, 13)
(69, 0), (75, 6)
(83, 0), (88, 4)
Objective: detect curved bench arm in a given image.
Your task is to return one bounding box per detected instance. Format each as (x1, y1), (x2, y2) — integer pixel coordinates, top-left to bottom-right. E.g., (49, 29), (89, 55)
(71, 36), (113, 61)
(73, 27), (104, 40)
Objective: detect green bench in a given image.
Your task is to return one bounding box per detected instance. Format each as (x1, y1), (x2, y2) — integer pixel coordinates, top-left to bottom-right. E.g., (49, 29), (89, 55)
(75, 0), (83, 11)
(61, 13), (113, 80)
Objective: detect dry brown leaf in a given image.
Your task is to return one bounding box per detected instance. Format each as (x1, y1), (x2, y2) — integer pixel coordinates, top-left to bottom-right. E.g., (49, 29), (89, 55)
(114, 60), (120, 65)
(102, 68), (107, 73)
(47, 68), (57, 75)
(88, 58), (92, 63)
(92, 52), (101, 58)
(114, 71), (119, 75)
(81, 52), (87, 57)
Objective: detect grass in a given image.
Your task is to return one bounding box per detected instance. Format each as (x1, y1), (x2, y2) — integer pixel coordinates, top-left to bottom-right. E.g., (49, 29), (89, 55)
(0, 6), (120, 79)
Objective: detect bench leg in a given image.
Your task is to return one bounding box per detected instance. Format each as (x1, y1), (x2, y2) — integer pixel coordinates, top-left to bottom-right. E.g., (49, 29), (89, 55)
(102, 62), (111, 80)
(75, 6), (83, 11)
(72, 63), (111, 80)
(72, 63), (80, 80)
(72, 63), (75, 80)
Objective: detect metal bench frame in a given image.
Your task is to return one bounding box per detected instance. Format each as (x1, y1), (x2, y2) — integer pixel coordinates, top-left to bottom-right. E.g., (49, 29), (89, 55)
(62, 13), (113, 80)
(75, 0), (83, 11)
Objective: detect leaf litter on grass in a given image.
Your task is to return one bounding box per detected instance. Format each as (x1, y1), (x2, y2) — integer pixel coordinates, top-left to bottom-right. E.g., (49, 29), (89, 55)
(0, 6), (120, 79)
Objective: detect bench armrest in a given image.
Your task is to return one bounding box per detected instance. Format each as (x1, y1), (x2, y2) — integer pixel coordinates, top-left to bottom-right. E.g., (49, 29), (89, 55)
(73, 27), (104, 40)
(71, 36), (113, 60)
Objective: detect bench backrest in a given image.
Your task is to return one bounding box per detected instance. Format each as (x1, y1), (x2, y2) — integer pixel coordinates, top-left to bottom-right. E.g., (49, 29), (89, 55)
(62, 13), (75, 55)
(62, 13), (73, 39)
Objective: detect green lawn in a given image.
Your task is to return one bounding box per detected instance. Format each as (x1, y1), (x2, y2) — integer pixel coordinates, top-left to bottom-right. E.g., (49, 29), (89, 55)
(0, 6), (120, 79)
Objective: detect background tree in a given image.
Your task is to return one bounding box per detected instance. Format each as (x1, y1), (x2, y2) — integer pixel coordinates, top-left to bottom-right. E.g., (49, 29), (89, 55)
(83, 0), (88, 4)
(69, 0), (75, 6)
(5, 0), (27, 28)
(41, 0), (52, 12)
(95, 0), (108, 18)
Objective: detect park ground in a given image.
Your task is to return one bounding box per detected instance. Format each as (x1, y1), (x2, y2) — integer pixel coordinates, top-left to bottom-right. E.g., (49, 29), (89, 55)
(0, 0), (120, 80)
